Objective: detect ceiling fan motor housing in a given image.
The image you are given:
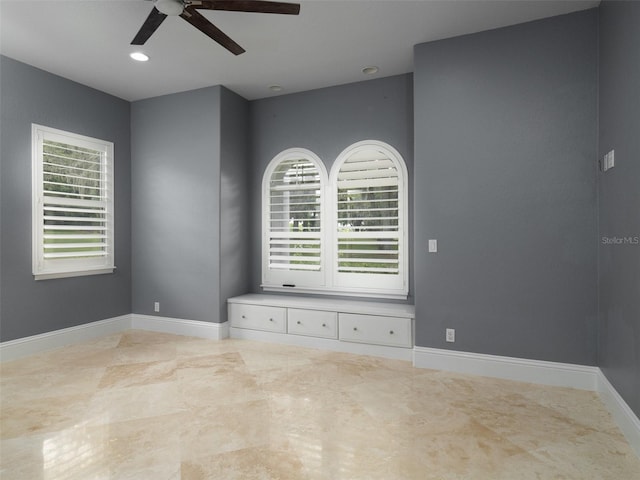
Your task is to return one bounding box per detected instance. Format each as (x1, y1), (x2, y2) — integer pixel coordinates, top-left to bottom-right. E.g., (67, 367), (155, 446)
(154, 0), (184, 16)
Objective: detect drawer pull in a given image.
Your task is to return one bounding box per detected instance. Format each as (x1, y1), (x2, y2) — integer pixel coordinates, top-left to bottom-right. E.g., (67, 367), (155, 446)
(297, 321), (301, 325)
(353, 327), (358, 331)
(241, 315), (246, 319)
(322, 323), (326, 327)
(389, 330), (394, 335)
(269, 318), (274, 322)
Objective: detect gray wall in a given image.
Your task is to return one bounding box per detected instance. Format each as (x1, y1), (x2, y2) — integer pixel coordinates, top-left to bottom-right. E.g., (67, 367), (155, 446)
(598, 1), (640, 417)
(0, 56), (132, 342)
(413, 10), (598, 364)
(219, 87), (251, 323)
(131, 87), (222, 321)
(249, 75), (414, 300)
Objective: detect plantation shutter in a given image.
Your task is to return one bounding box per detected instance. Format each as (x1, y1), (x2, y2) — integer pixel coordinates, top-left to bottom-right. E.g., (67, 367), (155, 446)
(33, 125), (114, 278)
(336, 150), (400, 275)
(267, 156), (323, 282)
(262, 143), (406, 298)
(331, 142), (407, 296)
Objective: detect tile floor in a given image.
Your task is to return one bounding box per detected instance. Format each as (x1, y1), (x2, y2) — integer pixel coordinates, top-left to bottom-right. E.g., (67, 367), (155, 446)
(1, 330), (639, 479)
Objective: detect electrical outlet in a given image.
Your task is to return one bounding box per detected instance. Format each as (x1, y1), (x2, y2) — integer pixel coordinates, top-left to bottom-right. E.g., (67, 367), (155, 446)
(446, 328), (455, 343)
(154, 302), (160, 313)
(428, 239), (438, 253)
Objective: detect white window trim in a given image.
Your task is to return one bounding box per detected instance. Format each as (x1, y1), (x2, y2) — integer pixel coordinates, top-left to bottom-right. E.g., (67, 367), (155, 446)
(327, 140), (409, 298)
(32, 124), (115, 280)
(261, 141), (409, 300)
(261, 284), (409, 301)
(261, 148), (328, 290)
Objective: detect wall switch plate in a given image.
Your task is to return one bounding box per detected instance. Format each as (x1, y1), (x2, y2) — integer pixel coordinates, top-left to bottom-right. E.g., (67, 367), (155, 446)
(446, 328), (455, 343)
(154, 302), (160, 312)
(428, 239), (438, 253)
(603, 150), (615, 171)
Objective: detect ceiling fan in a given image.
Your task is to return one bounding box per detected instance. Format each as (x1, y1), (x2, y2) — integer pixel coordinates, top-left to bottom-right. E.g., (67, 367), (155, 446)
(132, 0), (301, 55)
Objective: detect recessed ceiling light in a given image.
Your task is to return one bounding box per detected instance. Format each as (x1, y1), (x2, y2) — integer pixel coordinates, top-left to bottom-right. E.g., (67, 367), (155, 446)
(362, 66), (379, 75)
(269, 85), (283, 92)
(130, 52), (149, 62)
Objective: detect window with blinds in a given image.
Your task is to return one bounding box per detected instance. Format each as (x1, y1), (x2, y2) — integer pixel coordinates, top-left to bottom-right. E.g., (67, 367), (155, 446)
(336, 151), (399, 274)
(331, 141), (408, 295)
(262, 142), (407, 299)
(32, 125), (114, 279)
(263, 149), (327, 288)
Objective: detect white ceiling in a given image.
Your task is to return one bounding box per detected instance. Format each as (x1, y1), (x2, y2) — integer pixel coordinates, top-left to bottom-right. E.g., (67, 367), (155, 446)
(0, 0), (599, 101)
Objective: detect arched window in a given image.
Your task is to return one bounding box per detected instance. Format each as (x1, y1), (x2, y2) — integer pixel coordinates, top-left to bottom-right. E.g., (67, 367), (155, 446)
(262, 149), (327, 288)
(329, 141), (408, 297)
(261, 141), (408, 299)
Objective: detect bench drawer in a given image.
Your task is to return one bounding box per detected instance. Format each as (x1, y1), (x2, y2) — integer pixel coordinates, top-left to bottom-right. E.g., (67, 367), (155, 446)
(287, 309), (337, 339)
(338, 313), (412, 348)
(229, 303), (286, 333)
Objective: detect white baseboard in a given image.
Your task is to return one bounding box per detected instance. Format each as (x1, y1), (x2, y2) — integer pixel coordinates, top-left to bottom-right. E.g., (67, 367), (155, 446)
(0, 314), (229, 362)
(0, 314), (132, 362)
(413, 346), (640, 458)
(131, 314), (229, 340)
(597, 369), (640, 457)
(413, 346), (598, 391)
(230, 327), (413, 361)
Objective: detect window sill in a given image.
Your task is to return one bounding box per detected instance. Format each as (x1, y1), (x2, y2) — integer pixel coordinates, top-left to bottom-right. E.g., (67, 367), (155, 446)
(261, 284), (408, 301)
(34, 267), (115, 281)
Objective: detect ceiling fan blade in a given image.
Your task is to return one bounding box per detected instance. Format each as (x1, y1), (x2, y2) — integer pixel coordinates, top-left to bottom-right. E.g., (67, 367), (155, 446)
(180, 7), (246, 55)
(192, 1), (300, 15)
(131, 7), (168, 45)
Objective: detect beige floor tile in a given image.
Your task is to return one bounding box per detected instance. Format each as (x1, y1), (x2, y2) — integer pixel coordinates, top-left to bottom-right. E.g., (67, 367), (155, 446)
(97, 359), (177, 389)
(1, 392), (93, 439)
(85, 381), (185, 425)
(1, 333), (639, 480)
(181, 446), (305, 480)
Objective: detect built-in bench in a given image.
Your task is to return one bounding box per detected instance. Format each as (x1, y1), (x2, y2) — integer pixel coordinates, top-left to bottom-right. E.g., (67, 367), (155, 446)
(227, 294), (415, 360)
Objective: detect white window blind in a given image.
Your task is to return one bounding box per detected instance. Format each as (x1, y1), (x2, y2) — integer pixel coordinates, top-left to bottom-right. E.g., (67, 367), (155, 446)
(262, 142), (407, 299)
(331, 141), (408, 295)
(336, 152), (400, 274)
(263, 149), (327, 288)
(32, 125), (114, 279)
